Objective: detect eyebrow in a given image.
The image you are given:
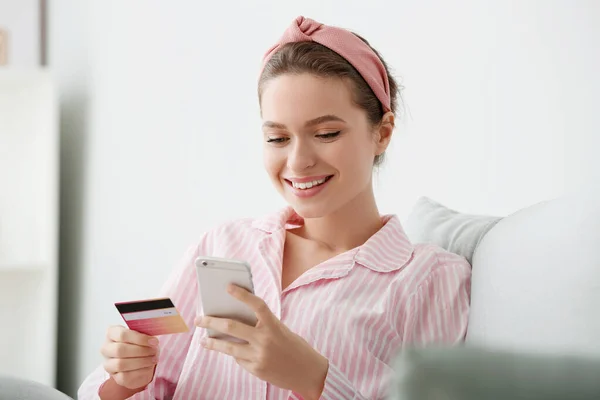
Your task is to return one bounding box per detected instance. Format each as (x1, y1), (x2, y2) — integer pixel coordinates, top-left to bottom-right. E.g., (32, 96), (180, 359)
(262, 114), (347, 130)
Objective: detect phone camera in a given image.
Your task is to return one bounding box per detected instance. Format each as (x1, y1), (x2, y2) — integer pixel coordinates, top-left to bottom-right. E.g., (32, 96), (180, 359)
(201, 261), (208, 266)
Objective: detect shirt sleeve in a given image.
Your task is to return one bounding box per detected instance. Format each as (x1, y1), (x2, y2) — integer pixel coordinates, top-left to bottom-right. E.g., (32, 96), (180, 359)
(77, 233), (213, 400)
(318, 362), (370, 399)
(402, 252), (471, 345)
(288, 361), (373, 400)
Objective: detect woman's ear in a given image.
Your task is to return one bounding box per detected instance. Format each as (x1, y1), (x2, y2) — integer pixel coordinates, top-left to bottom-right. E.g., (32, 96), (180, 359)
(373, 111), (395, 156)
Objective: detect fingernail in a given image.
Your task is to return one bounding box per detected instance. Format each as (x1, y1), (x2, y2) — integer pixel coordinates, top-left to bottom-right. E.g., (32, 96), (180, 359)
(152, 355), (159, 363)
(227, 284), (236, 294)
(194, 316), (202, 326)
(200, 337), (207, 346)
(148, 338), (159, 347)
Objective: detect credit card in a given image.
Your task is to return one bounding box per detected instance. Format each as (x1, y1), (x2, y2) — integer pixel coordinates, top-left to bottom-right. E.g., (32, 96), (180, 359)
(115, 297), (189, 336)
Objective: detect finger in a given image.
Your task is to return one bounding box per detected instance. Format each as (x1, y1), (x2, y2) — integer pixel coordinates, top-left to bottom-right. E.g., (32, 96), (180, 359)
(195, 316), (255, 342)
(103, 355), (157, 374)
(107, 326), (159, 347)
(227, 285), (276, 323)
(101, 341), (158, 359)
(201, 337), (252, 361)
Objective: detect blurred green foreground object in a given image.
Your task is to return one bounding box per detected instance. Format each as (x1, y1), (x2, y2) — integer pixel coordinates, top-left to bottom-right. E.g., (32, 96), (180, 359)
(389, 347), (600, 400)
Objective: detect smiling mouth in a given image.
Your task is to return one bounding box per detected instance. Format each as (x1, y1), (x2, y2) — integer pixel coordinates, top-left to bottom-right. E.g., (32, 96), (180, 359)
(285, 176), (333, 190)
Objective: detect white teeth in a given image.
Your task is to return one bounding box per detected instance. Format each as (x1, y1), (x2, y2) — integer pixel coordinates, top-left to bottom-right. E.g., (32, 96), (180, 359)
(292, 177), (328, 189)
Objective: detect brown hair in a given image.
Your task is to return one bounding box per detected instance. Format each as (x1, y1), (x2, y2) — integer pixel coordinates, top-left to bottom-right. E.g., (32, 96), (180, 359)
(258, 33), (401, 166)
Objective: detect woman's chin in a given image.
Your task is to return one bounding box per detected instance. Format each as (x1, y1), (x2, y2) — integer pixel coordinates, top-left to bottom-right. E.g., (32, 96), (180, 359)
(288, 200), (333, 220)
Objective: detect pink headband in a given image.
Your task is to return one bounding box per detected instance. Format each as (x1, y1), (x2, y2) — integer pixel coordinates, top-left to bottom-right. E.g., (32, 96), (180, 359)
(261, 16), (391, 112)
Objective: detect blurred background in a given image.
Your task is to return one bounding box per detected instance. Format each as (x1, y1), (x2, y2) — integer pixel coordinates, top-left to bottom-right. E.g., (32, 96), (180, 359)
(0, 0), (598, 398)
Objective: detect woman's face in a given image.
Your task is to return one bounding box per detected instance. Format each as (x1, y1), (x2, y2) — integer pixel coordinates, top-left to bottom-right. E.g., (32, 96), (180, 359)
(261, 73), (386, 219)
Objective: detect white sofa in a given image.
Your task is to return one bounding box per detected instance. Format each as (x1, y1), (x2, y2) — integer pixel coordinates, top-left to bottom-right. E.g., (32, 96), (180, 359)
(3, 190), (598, 399)
(390, 188), (600, 399)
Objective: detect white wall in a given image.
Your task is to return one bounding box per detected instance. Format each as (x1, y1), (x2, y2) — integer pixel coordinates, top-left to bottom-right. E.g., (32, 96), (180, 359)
(0, 0), (39, 67)
(48, 0), (600, 396)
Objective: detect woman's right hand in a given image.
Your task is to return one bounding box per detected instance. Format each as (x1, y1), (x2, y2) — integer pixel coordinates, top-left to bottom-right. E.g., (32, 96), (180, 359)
(101, 326), (159, 390)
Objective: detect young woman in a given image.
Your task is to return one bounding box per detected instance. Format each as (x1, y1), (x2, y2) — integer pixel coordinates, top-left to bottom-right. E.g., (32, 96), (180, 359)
(79, 16), (471, 400)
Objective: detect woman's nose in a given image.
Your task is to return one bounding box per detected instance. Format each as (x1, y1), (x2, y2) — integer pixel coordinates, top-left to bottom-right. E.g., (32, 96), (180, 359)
(287, 140), (316, 172)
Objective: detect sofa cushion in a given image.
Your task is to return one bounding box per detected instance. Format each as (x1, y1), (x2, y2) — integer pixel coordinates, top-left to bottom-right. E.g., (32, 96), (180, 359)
(403, 197), (501, 264)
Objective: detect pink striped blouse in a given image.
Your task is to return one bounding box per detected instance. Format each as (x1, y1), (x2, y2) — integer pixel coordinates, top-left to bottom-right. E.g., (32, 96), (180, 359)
(78, 207), (471, 399)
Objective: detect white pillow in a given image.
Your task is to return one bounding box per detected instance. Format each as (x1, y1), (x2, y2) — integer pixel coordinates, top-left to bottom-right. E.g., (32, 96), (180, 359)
(403, 197), (501, 264)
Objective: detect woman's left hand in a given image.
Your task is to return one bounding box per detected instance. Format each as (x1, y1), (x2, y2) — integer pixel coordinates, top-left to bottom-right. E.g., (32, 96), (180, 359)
(194, 284), (328, 400)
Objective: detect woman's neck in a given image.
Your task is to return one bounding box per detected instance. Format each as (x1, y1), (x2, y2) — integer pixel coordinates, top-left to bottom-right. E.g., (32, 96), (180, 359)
(297, 187), (383, 252)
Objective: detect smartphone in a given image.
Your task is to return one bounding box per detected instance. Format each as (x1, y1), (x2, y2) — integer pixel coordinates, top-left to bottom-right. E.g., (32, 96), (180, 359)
(195, 256), (257, 340)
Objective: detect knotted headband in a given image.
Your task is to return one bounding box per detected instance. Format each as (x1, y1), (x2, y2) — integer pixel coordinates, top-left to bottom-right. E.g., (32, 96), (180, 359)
(261, 16), (391, 112)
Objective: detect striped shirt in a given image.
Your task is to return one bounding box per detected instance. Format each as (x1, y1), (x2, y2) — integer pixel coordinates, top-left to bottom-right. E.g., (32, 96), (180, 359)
(78, 207), (471, 399)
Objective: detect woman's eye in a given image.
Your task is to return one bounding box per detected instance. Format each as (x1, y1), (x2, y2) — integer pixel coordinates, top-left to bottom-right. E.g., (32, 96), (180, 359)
(266, 137), (288, 144)
(316, 131), (341, 139)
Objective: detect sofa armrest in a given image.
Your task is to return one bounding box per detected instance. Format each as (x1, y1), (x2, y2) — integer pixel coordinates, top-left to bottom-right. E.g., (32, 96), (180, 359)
(0, 375), (73, 400)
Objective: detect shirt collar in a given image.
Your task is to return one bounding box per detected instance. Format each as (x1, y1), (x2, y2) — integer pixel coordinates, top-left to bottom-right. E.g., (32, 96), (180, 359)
(252, 207), (414, 273)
